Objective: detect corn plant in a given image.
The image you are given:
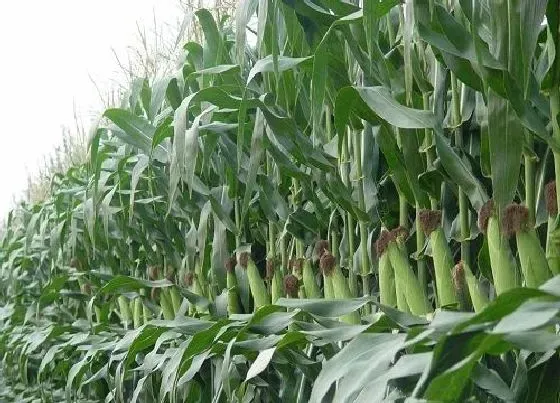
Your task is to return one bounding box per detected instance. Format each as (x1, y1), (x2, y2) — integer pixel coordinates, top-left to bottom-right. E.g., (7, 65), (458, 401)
(2, 0), (560, 401)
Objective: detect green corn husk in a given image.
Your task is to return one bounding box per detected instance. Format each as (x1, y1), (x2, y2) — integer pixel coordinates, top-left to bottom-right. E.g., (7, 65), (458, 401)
(419, 210), (459, 308)
(302, 259), (321, 299)
(332, 266), (360, 324)
(378, 251), (397, 307)
(160, 289), (175, 320)
(546, 217), (560, 276)
(117, 296), (131, 329)
(271, 272), (283, 303)
(545, 183), (560, 275)
(503, 203), (551, 288)
(268, 259), (283, 304)
(459, 262), (489, 313)
(395, 283), (409, 313)
(486, 215), (520, 295)
(169, 286), (182, 315)
(133, 297), (143, 329)
(194, 260), (208, 298)
(246, 257), (270, 309)
(386, 236), (431, 316)
(142, 303), (150, 324)
(95, 306), (103, 323)
(323, 274), (334, 299)
(226, 266), (241, 314)
(517, 229), (551, 287)
(139, 288), (149, 323)
(430, 228), (458, 307)
(320, 252), (360, 324)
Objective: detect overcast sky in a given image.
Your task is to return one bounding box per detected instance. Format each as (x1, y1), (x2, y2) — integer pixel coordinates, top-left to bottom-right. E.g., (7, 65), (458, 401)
(0, 0), (183, 217)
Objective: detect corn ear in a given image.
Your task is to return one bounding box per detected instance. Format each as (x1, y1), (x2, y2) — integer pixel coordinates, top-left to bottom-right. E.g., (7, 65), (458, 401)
(142, 303), (150, 324)
(387, 242), (431, 316)
(330, 266), (360, 324)
(546, 217), (560, 275)
(486, 217), (520, 294)
(302, 260), (321, 299)
(545, 182), (560, 275)
(502, 203), (551, 288)
(271, 272), (283, 303)
(169, 286), (182, 314)
(160, 289), (175, 320)
(133, 297), (142, 329)
(246, 258), (270, 309)
(323, 274), (334, 299)
(226, 270), (241, 314)
(95, 306), (103, 323)
(462, 263), (488, 313)
(117, 295), (131, 329)
(378, 252), (396, 307)
(517, 229), (551, 288)
(430, 228), (458, 308)
(195, 260), (208, 298)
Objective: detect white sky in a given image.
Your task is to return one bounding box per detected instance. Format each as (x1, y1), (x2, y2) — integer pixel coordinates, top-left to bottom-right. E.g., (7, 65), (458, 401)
(0, 0), (184, 217)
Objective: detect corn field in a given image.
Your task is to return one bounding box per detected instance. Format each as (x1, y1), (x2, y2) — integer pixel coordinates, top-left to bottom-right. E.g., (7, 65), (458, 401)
(2, 0), (560, 401)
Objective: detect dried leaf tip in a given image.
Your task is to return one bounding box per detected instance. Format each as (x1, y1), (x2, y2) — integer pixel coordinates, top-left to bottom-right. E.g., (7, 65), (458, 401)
(502, 203), (531, 238)
(319, 251), (336, 276)
(452, 262), (465, 291)
(313, 240), (330, 260)
(283, 274), (299, 297)
(292, 258), (304, 275)
(418, 209), (442, 236)
(184, 272), (194, 287)
(390, 226), (409, 243)
(225, 256), (237, 273)
(238, 252), (249, 269)
(69, 257), (79, 269)
(165, 266), (176, 282)
(147, 265), (159, 280)
(375, 229), (392, 256)
(265, 258), (275, 280)
(478, 199), (494, 234)
(546, 181), (557, 216)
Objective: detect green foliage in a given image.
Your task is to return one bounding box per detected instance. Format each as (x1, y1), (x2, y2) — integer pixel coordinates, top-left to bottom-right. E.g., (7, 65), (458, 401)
(2, 1), (560, 401)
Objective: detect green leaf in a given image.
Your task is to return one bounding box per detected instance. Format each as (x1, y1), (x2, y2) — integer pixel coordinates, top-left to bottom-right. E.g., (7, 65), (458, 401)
(471, 362), (515, 401)
(310, 333), (406, 403)
(487, 89), (523, 214)
(275, 297), (369, 317)
(245, 347), (276, 381)
(247, 55), (312, 84)
(99, 275), (173, 294)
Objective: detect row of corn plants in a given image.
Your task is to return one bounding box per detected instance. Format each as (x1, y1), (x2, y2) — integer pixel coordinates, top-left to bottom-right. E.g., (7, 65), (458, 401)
(2, 0), (560, 401)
